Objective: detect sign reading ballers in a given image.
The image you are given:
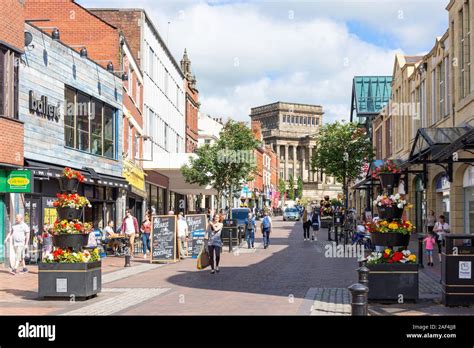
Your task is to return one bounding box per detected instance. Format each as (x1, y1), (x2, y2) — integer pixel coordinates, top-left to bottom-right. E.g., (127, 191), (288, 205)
(29, 91), (60, 122)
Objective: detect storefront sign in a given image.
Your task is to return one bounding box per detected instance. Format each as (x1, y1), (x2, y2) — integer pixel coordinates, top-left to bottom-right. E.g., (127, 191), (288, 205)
(459, 261), (472, 279)
(29, 91), (60, 122)
(122, 158), (146, 196)
(0, 170), (32, 193)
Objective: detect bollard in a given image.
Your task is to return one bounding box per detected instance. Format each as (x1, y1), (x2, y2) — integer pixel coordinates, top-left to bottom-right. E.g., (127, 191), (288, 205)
(358, 258), (367, 268)
(124, 241), (131, 267)
(357, 266), (370, 288)
(417, 233), (424, 268)
(348, 283), (369, 316)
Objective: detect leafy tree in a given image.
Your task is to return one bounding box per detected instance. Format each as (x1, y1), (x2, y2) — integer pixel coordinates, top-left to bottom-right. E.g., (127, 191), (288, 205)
(278, 177), (287, 207)
(288, 174), (295, 200)
(297, 176), (303, 199)
(311, 121), (374, 208)
(181, 120), (260, 216)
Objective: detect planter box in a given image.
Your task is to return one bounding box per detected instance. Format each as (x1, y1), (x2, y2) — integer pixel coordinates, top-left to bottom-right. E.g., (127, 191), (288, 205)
(377, 206), (403, 220)
(370, 232), (410, 247)
(53, 234), (89, 250)
(57, 207), (83, 221)
(378, 173), (401, 192)
(367, 263), (419, 302)
(38, 261), (101, 299)
(59, 177), (80, 193)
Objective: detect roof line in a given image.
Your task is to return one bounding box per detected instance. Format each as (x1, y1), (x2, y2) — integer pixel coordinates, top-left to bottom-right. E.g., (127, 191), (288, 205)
(250, 101), (323, 110)
(72, 1), (118, 30)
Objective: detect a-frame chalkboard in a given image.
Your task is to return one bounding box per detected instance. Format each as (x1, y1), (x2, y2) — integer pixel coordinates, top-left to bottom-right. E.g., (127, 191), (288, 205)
(150, 215), (177, 263)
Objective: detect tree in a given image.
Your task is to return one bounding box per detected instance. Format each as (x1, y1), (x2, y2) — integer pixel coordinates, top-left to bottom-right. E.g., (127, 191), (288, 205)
(181, 120), (260, 216)
(311, 121), (375, 209)
(297, 176), (303, 199)
(288, 174), (295, 200)
(278, 177), (287, 207)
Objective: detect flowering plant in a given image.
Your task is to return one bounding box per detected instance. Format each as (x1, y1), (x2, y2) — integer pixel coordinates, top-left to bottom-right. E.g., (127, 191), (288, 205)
(53, 193), (91, 209)
(367, 248), (417, 264)
(52, 219), (93, 235)
(44, 247), (100, 263)
(365, 219), (414, 235)
(63, 167), (85, 182)
(371, 160), (401, 179)
(373, 193), (411, 209)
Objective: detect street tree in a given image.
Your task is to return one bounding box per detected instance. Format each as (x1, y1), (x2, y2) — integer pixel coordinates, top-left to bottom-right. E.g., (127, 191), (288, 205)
(311, 121), (374, 208)
(297, 176), (303, 200)
(288, 174), (295, 201)
(278, 177), (287, 207)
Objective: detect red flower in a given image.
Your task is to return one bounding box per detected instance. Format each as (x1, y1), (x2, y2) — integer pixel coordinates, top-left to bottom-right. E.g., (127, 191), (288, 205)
(74, 223), (82, 231)
(391, 251), (404, 262)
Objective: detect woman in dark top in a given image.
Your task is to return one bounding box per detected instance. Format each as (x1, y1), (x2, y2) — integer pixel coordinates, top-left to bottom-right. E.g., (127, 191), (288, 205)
(207, 214), (223, 274)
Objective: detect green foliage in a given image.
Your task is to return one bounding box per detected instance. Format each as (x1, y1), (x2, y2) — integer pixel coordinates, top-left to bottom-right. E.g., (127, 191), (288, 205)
(297, 176), (303, 199)
(288, 174), (295, 200)
(311, 121), (374, 190)
(278, 177), (286, 196)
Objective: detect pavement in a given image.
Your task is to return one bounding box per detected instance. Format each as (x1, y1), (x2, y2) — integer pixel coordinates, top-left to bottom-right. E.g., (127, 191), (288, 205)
(1, 218), (473, 316)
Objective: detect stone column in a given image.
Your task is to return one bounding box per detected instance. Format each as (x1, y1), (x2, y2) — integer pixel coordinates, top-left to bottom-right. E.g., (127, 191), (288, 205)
(284, 145), (289, 181)
(293, 145), (297, 180)
(301, 146), (306, 182)
(276, 143), (280, 160)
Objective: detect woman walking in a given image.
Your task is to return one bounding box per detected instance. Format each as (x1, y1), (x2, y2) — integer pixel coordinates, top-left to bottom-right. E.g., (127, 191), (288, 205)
(141, 214), (152, 259)
(302, 207), (311, 241)
(207, 214), (223, 274)
(426, 210), (436, 233)
(433, 215), (450, 263)
(244, 212), (256, 249)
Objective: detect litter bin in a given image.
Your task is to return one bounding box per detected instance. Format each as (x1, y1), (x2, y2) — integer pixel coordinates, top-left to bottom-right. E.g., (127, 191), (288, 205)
(442, 234), (474, 306)
(221, 219), (239, 251)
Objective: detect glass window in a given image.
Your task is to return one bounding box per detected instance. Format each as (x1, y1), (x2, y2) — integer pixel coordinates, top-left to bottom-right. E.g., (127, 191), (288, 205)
(76, 92), (90, 152)
(151, 185), (158, 211)
(103, 105), (115, 159)
(91, 98), (103, 156)
(64, 87), (75, 148)
(148, 47), (154, 79)
(0, 48), (20, 119)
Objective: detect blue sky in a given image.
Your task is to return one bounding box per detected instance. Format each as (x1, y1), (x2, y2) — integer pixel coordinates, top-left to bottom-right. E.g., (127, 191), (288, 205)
(78, 0), (448, 123)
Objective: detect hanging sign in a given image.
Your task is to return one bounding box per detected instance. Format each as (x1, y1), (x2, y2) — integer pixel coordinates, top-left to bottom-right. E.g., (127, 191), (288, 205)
(0, 170), (32, 193)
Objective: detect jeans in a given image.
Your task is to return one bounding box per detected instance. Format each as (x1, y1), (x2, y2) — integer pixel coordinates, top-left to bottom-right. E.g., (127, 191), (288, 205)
(246, 230), (255, 248)
(262, 228), (270, 247)
(141, 233), (151, 254)
(303, 222), (310, 239)
(208, 245), (221, 270)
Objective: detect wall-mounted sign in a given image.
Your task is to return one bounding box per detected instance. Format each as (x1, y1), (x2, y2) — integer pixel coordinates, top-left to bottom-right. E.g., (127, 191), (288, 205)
(0, 170), (32, 193)
(29, 91), (60, 122)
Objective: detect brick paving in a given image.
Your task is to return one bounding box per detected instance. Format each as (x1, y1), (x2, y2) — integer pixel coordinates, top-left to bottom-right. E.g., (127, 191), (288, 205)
(310, 288), (351, 315)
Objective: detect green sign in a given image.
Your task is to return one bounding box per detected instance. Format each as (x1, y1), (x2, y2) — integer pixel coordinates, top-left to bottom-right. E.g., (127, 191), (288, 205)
(0, 170), (32, 193)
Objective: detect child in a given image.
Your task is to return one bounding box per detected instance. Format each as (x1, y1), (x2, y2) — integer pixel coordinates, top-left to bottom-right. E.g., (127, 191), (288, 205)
(38, 224), (53, 260)
(424, 232), (436, 267)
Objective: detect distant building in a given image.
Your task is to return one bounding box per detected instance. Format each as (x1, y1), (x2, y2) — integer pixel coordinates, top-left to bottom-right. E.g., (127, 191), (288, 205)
(181, 49), (200, 153)
(250, 102), (342, 202)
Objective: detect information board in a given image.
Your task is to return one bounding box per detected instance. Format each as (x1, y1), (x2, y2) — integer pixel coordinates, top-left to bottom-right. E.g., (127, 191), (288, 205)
(151, 215), (177, 263)
(185, 214), (207, 258)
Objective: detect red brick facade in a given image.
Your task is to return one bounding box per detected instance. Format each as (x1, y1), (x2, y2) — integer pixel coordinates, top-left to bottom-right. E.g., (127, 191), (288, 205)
(0, 117), (24, 166)
(184, 79), (199, 153)
(0, 0), (25, 51)
(24, 0), (121, 69)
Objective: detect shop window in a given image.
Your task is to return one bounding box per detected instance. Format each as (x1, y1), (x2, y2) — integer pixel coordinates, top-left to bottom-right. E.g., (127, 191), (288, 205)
(91, 98), (103, 156)
(103, 105), (115, 159)
(76, 92), (90, 152)
(65, 87), (75, 148)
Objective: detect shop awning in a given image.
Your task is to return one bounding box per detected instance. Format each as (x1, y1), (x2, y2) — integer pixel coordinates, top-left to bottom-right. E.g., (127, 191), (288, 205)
(25, 160), (130, 190)
(409, 126), (474, 163)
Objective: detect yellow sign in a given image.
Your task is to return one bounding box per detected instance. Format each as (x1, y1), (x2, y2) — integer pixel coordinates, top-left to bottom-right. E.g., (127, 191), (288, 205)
(7, 177), (30, 186)
(122, 158), (146, 196)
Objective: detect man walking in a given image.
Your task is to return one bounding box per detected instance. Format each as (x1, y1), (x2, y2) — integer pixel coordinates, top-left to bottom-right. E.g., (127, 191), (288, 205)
(177, 212), (189, 259)
(261, 211), (272, 249)
(121, 209), (139, 258)
(4, 214), (30, 275)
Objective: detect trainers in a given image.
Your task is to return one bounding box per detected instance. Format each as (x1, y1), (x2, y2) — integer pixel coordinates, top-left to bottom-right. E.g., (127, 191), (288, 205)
(216, 267), (220, 273)
(210, 270), (215, 274)
(143, 254), (147, 259)
(9, 270), (16, 275)
(21, 268), (28, 273)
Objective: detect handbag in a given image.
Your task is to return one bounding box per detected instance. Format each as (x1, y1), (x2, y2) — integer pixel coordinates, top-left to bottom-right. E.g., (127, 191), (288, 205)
(197, 242), (210, 270)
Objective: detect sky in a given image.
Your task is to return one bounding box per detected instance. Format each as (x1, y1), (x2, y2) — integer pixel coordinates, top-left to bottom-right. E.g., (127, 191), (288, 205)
(79, 0), (448, 124)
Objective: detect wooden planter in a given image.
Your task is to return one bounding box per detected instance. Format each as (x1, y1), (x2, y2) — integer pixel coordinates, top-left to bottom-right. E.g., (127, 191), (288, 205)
(377, 206), (403, 220)
(58, 177), (80, 193)
(370, 232), (410, 247)
(38, 261), (101, 299)
(378, 173), (401, 191)
(53, 233), (89, 250)
(56, 207), (83, 221)
(367, 263), (419, 302)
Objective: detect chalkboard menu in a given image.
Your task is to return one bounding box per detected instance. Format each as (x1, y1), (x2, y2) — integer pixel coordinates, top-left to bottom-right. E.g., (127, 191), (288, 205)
(185, 214), (207, 259)
(151, 215), (177, 263)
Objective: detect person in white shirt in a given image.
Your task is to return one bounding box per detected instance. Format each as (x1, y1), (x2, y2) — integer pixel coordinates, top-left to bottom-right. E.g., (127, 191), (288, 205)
(433, 215), (450, 262)
(4, 214), (30, 275)
(177, 212), (189, 259)
(121, 209), (139, 258)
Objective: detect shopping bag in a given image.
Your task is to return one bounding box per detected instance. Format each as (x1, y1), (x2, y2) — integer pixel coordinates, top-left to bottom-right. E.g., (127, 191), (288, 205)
(197, 244), (210, 270)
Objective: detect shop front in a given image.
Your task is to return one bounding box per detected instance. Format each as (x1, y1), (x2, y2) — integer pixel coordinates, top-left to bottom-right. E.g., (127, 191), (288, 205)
(145, 170), (169, 216)
(123, 158), (146, 221)
(463, 167), (474, 234)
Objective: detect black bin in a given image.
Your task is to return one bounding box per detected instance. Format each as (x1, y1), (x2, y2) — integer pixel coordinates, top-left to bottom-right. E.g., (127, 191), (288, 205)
(442, 234), (474, 306)
(221, 219), (239, 246)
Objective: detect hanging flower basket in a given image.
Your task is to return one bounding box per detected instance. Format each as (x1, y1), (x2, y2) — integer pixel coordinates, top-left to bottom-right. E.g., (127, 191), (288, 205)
(378, 173), (401, 191)
(59, 177), (80, 193)
(370, 232), (410, 247)
(377, 206), (403, 220)
(53, 233), (89, 250)
(56, 207), (83, 220)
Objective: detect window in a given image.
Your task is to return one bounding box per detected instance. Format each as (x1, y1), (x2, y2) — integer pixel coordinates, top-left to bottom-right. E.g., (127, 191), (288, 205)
(136, 81), (141, 110)
(164, 69), (169, 96)
(135, 135), (140, 161)
(375, 128), (382, 159)
(128, 69), (134, 99)
(128, 125), (133, 158)
(148, 47), (154, 79)
(386, 117), (392, 158)
(445, 57), (450, 116)
(438, 63), (445, 123)
(315, 118), (319, 126)
(0, 47), (19, 119)
(64, 86), (116, 159)
(431, 70), (436, 125)
(459, 3), (471, 99)
(420, 79), (426, 127)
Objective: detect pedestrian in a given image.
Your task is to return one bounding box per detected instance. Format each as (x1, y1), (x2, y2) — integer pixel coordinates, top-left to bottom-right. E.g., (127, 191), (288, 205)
(244, 212), (256, 249)
(424, 232), (436, 267)
(311, 205), (321, 241)
(121, 209), (139, 258)
(4, 214), (30, 275)
(177, 212), (189, 259)
(302, 207), (311, 241)
(261, 210), (272, 249)
(433, 215), (450, 263)
(426, 210), (436, 233)
(140, 214), (152, 259)
(38, 224), (53, 260)
(207, 214), (223, 274)
(103, 220), (120, 255)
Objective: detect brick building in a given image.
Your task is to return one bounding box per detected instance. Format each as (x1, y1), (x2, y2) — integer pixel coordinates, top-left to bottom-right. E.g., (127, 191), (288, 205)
(181, 49), (200, 153)
(0, 0), (25, 261)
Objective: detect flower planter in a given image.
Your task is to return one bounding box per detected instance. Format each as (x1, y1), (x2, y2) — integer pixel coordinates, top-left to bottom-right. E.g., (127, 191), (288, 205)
(320, 217), (332, 229)
(59, 177), (80, 193)
(370, 232), (410, 247)
(53, 233), (89, 250)
(56, 207), (83, 220)
(377, 206), (403, 220)
(367, 263), (419, 302)
(378, 173), (401, 191)
(38, 261), (101, 299)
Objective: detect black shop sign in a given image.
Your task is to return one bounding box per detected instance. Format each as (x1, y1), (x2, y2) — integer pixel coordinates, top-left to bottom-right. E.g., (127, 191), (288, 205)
(29, 91), (60, 122)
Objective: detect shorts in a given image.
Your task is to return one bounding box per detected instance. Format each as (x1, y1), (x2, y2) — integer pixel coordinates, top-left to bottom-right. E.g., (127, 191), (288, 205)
(425, 250), (433, 256)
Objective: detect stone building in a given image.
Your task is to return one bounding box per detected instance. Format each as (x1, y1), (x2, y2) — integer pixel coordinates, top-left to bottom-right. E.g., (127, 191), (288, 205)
(250, 102), (342, 202)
